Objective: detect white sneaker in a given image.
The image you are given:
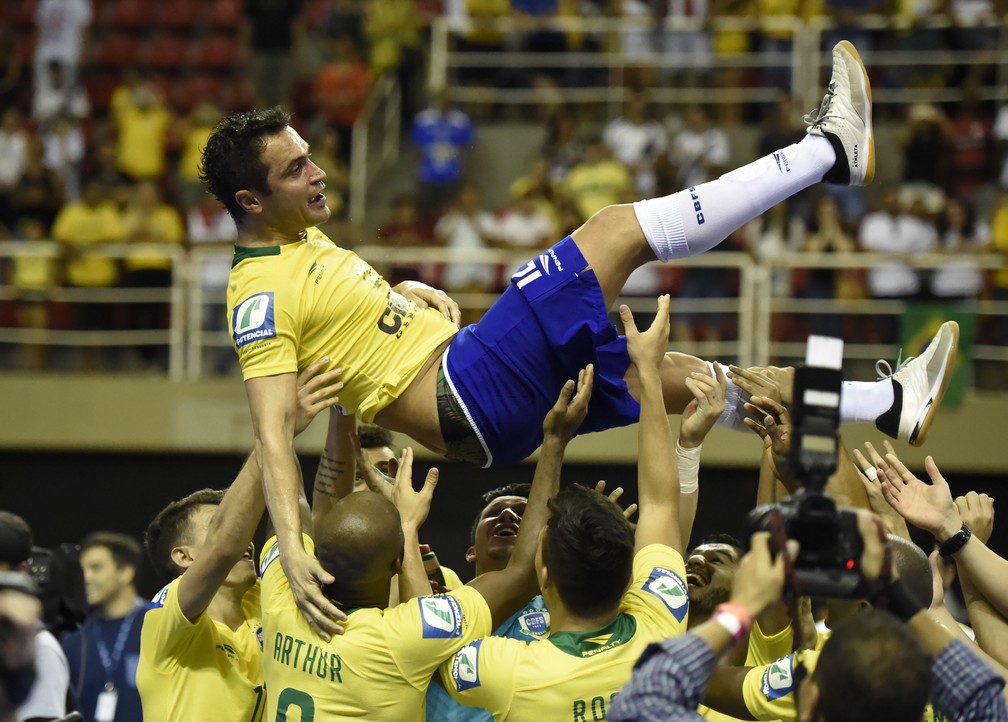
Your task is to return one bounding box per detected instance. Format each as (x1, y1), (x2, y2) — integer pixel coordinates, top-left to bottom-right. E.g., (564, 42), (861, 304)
(874, 321), (959, 446)
(805, 40), (875, 186)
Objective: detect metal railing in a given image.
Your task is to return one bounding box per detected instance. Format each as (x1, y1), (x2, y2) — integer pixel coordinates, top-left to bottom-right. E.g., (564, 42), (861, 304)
(3, 242), (1006, 384)
(350, 75), (402, 225)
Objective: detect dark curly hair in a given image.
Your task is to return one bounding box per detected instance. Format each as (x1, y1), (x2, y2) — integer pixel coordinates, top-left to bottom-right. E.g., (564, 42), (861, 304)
(199, 107), (291, 227)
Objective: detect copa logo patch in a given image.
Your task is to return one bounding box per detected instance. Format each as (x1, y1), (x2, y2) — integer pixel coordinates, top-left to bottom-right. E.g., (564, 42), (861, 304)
(642, 567), (689, 622)
(451, 640), (482, 691)
(260, 541), (280, 578)
(232, 292), (276, 348)
(518, 611), (549, 639)
(151, 585), (170, 608)
(419, 596), (463, 639)
(761, 655), (795, 701)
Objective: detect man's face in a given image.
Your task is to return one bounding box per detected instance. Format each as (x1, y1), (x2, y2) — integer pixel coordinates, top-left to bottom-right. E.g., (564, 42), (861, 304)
(469, 495), (527, 569)
(353, 446), (396, 493)
(254, 126), (329, 234)
(185, 505), (256, 589)
(685, 543), (740, 615)
(80, 546), (133, 609)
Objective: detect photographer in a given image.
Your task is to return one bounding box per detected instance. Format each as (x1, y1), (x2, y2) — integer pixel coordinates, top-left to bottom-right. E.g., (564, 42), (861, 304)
(0, 572), (44, 722)
(0, 513), (69, 722)
(611, 509), (1008, 722)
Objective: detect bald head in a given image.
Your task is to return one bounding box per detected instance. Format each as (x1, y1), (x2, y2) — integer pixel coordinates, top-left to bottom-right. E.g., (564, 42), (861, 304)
(888, 534), (932, 608)
(315, 492), (404, 607)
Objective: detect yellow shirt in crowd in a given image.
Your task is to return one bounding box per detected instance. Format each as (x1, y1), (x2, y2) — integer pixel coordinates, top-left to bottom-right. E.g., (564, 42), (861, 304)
(51, 200), (126, 287)
(227, 227), (458, 422)
(122, 204), (186, 272)
(112, 90), (171, 180)
(563, 160), (632, 222)
(259, 534), (493, 721)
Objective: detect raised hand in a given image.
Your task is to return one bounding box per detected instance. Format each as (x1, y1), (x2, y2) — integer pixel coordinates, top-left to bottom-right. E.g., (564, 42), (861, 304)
(852, 442), (911, 539)
(295, 358), (344, 435)
(679, 363), (727, 448)
(742, 395), (791, 458)
(729, 532), (793, 617)
(876, 443), (961, 542)
(955, 492), (995, 545)
(389, 448), (440, 531)
(349, 429), (396, 502)
(594, 480), (638, 520)
(620, 295), (670, 371)
(542, 365), (594, 444)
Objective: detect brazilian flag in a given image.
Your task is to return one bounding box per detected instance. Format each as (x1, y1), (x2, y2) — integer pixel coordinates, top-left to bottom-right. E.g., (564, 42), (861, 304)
(900, 303), (976, 408)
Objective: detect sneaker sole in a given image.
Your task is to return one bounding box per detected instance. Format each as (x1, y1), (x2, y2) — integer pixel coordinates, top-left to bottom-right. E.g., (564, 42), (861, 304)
(909, 321), (959, 446)
(837, 40), (875, 186)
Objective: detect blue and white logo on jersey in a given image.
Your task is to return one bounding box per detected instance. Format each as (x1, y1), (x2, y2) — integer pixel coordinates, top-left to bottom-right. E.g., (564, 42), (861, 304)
(761, 655), (796, 701)
(419, 595), (464, 639)
(517, 611), (549, 639)
(151, 584), (170, 608)
(232, 292), (276, 348)
(642, 567), (689, 622)
(451, 640), (483, 691)
(260, 541), (280, 578)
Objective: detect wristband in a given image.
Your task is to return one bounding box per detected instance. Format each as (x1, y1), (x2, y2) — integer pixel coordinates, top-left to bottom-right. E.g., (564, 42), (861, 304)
(675, 441), (701, 494)
(712, 602), (753, 642)
(938, 522), (972, 558)
(879, 579), (925, 622)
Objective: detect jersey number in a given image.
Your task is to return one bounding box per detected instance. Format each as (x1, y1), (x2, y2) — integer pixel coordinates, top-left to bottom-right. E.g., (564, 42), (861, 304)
(275, 688), (315, 722)
(248, 684), (265, 722)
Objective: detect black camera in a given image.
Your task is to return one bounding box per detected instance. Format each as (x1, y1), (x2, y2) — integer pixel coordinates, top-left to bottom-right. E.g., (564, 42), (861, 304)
(746, 336), (867, 598)
(27, 545), (87, 633)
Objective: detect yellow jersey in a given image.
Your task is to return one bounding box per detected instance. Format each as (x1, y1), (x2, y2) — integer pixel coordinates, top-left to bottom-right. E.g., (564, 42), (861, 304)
(260, 535), (493, 721)
(227, 228), (458, 422)
(439, 544), (689, 721)
(137, 577), (265, 722)
(51, 200), (126, 287)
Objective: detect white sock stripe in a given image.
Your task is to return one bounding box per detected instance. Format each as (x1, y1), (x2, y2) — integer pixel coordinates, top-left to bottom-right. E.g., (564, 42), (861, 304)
(633, 198), (688, 262)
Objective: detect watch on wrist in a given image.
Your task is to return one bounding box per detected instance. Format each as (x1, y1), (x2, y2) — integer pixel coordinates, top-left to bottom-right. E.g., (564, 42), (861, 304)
(938, 522), (972, 558)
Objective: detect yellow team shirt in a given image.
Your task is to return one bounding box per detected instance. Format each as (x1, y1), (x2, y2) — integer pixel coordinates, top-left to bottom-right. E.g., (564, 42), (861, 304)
(563, 160), (632, 222)
(136, 577), (265, 722)
(122, 204), (186, 272)
(113, 99), (171, 179)
(439, 544), (689, 721)
(51, 201), (126, 287)
(992, 203), (1008, 289)
(260, 534), (493, 721)
(227, 228), (459, 421)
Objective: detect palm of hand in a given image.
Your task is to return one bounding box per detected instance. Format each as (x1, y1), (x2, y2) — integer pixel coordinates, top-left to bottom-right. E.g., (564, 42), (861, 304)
(889, 476), (952, 534)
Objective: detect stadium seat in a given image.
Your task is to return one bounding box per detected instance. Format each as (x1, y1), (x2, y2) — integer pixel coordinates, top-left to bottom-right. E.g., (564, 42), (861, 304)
(224, 77), (255, 111)
(110, 0), (155, 29)
(94, 34), (141, 68)
(193, 35), (242, 69)
(140, 35), (190, 70)
(85, 72), (121, 110)
(171, 74), (224, 111)
(154, 0), (202, 31)
(208, 0), (244, 29)
(15, 0), (38, 27)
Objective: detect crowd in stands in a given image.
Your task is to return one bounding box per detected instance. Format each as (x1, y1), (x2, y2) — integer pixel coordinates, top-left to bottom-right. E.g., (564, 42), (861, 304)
(1, 0), (1008, 372)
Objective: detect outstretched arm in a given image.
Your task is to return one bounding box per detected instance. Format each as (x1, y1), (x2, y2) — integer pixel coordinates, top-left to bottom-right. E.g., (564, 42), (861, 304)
(621, 295), (683, 554)
(467, 366), (593, 628)
(312, 409), (357, 530)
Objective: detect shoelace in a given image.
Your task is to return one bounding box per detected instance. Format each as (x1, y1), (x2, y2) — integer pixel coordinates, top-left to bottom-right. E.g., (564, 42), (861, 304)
(875, 349), (914, 380)
(802, 81), (838, 130)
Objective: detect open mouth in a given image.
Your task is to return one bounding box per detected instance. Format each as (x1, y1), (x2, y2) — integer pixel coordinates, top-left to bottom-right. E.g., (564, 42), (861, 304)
(686, 569), (708, 588)
(308, 191), (326, 209)
(492, 523), (519, 539)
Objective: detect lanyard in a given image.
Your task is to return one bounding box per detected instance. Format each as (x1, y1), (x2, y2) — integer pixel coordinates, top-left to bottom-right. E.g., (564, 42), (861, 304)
(95, 606), (140, 685)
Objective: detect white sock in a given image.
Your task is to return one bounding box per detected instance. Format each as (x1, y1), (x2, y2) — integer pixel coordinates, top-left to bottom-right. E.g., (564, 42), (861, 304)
(707, 361), (749, 432)
(633, 135), (835, 262)
(840, 380), (895, 424)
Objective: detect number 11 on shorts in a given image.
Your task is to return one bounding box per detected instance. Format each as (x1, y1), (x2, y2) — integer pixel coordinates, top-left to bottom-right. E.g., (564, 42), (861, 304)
(512, 260), (542, 289)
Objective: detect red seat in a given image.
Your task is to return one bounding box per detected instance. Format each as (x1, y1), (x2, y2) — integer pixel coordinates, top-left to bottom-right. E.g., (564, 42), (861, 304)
(111, 0), (154, 28)
(85, 72), (121, 109)
(95, 34), (141, 67)
(15, 0), (38, 27)
(140, 35), (190, 70)
(171, 74), (224, 111)
(225, 77), (255, 111)
(193, 35), (241, 69)
(154, 0), (201, 30)
(208, 0), (243, 29)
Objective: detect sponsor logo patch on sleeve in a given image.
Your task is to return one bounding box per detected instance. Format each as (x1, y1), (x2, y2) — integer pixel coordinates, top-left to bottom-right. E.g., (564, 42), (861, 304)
(232, 292), (276, 348)
(761, 655), (796, 701)
(151, 584), (170, 608)
(260, 541), (280, 578)
(642, 567), (689, 622)
(451, 640), (483, 691)
(418, 595), (464, 639)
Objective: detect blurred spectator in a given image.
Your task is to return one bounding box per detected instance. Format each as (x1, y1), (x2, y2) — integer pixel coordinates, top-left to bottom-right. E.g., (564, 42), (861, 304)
(176, 102), (224, 212)
(746, 199), (803, 339)
(363, 0), (424, 121)
(41, 114), (86, 203)
(448, 0), (512, 87)
(757, 90), (804, 155)
(0, 27), (24, 111)
(661, 0), (712, 85)
(110, 78), (173, 182)
(990, 191), (1008, 344)
(32, 61), (90, 127)
(187, 193), (238, 375)
(245, 0), (307, 108)
(51, 180), (125, 369)
(316, 0), (364, 48)
(541, 111), (584, 184)
(9, 139), (63, 232)
(949, 88), (995, 204)
(434, 184), (498, 323)
(121, 180), (185, 370)
(801, 195), (858, 336)
(494, 186), (557, 250)
(9, 219), (57, 371)
(669, 104), (730, 189)
(944, 0), (1001, 86)
(994, 102), (1008, 189)
(756, 0), (804, 92)
(859, 187), (938, 342)
(562, 134), (632, 222)
(930, 196), (990, 301)
(618, 0), (667, 89)
(672, 228), (746, 344)
(88, 138), (132, 211)
(307, 126), (350, 222)
(710, 0), (754, 124)
(884, 0), (949, 90)
(603, 89), (667, 197)
(375, 194), (436, 286)
(33, 0), (92, 94)
(311, 34), (373, 162)
(0, 110), (28, 230)
(411, 89), (475, 219)
(819, 0), (888, 59)
(902, 102), (954, 199)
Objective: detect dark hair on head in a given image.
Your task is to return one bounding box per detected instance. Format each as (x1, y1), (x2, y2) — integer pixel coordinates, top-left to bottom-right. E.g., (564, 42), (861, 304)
(694, 533), (743, 554)
(0, 512), (33, 567)
(145, 489), (225, 581)
(470, 483), (533, 545)
(358, 424), (395, 453)
(815, 610), (931, 722)
(81, 532), (143, 574)
(199, 106), (291, 226)
(542, 484), (634, 618)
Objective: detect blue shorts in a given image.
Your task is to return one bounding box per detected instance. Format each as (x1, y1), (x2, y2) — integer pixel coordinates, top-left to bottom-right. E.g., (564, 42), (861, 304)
(442, 236), (641, 466)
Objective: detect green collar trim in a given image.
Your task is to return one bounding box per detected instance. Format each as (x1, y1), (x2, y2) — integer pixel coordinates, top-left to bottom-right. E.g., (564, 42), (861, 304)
(232, 245), (281, 268)
(548, 613), (637, 658)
